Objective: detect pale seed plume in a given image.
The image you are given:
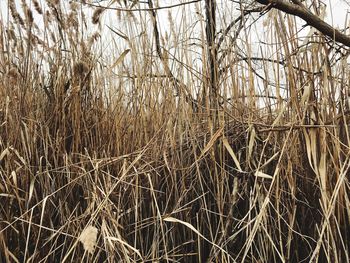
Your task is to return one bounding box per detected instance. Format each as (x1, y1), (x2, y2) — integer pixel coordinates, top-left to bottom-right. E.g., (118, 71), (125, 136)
(79, 226), (98, 254)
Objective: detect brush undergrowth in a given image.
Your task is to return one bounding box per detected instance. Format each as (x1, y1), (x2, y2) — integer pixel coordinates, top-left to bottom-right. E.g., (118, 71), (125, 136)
(0, 1), (349, 262)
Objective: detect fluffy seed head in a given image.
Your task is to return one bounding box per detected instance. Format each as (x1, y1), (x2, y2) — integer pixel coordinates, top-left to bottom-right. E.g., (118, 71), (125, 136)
(79, 226), (98, 254)
(33, 0), (43, 14)
(92, 8), (104, 24)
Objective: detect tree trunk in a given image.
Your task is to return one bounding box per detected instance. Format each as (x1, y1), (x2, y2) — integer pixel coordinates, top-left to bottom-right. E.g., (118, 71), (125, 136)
(205, 0), (219, 128)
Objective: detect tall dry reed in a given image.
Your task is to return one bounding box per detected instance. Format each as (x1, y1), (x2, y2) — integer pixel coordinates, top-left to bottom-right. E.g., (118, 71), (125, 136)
(0, 1), (349, 262)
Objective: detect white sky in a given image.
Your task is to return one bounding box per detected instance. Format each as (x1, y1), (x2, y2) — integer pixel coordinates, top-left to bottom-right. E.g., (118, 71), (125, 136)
(1, 0), (349, 96)
(1, 1), (349, 51)
(1, 1), (349, 28)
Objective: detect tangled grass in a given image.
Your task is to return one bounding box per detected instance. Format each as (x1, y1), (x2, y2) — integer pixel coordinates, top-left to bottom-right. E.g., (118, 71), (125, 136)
(0, 1), (349, 262)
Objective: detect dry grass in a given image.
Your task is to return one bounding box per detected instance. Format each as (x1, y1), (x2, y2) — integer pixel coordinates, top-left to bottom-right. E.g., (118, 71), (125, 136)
(0, 1), (349, 262)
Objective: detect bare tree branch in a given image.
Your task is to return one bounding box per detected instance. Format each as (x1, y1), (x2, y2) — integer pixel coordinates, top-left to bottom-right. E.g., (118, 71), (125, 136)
(78, 0), (202, 12)
(256, 0), (350, 47)
(217, 6), (264, 50)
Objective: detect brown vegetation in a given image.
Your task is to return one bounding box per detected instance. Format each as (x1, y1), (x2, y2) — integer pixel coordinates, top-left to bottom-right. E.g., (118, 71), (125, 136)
(0, 0), (349, 262)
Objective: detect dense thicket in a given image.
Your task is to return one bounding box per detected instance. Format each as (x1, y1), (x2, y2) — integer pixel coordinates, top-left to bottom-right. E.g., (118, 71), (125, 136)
(0, 1), (349, 262)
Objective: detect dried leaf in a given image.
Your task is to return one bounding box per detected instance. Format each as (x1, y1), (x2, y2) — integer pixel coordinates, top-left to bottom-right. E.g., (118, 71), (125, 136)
(272, 103), (286, 126)
(163, 216), (231, 259)
(259, 151), (280, 170)
(222, 136), (242, 172)
(247, 125), (256, 164)
(105, 236), (142, 259)
(303, 129), (317, 174)
(111, 49), (130, 69)
(301, 84), (312, 105)
(254, 170), (273, 179)
(0, 147), (10, 161)
(198, 127), (224, 160)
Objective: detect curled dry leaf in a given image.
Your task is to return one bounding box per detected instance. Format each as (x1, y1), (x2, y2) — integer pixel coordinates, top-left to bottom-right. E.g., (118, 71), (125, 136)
(254, 170), (273, 179)
(79, 225), (98, 254)
(222, 136), (242, 172)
